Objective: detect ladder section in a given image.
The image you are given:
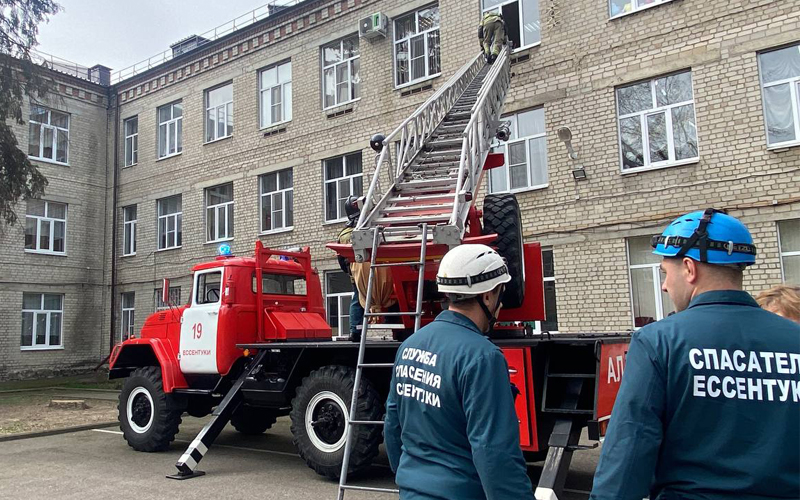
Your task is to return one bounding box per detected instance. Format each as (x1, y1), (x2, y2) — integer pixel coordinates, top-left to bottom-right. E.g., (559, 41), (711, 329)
(336, 224), (429, 500)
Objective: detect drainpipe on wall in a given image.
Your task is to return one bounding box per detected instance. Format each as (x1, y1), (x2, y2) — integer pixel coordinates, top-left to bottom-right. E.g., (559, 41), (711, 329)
(109, 89), (121, 356)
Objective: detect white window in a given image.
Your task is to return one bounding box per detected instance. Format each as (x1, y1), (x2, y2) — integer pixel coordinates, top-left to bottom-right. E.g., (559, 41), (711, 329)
(157, 195), (182, 250)
(206, 183), (234, 242)
(394, 5), (441, 88)
(325, 271), (352, 337)
(260, 61), (293, 126)
(205, 83), (233, 142)
(616, 70), (698, 172)
(481, 0), (541, 50)
(154, 286), (181, 311)
(124, 116), (138, 166)
(157, 101), (183, 158)
(324, 153), (363, 222)
(28, 105), (69, 164)
(609, 0), (672, 18)
(489, 108), (548, 193)
(322, 37), (360, 109)
(628, 235), (675, 328)
(122, 205), (137, 256)
(778, 219), (800, 285)
(21, 293), (63, 349)
(533, 248), (558, 333)
(25, 200), (67, 255)
(121, 292), (135, 342)
(758, 43), (800, 148)
(260, 169), (294, 233)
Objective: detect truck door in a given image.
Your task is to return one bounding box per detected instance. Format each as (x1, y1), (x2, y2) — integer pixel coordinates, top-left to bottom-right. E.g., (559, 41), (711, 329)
(179, 268), (222, 374)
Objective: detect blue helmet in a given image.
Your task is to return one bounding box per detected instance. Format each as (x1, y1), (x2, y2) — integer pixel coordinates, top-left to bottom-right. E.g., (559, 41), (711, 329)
(651, 209), (756, 266)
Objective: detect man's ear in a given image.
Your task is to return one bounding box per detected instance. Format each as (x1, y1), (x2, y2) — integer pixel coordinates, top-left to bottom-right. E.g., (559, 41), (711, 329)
(683, 257), (699, 285)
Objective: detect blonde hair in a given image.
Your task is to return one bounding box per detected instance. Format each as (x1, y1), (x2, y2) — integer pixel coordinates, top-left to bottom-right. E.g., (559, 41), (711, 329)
(756, 285), (800, 323)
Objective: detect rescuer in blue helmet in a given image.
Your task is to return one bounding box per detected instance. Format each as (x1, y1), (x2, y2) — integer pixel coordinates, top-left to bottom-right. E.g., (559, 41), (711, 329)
(591, 209), (800, 500)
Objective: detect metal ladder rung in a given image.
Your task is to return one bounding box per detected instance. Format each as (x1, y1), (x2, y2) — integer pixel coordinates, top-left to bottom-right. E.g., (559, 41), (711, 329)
(349, 420), (385, 426)
(340, 485), (400, 494)
(372, 261), (425, 268)
(382, 203), (454, 213)
(363, 323), (407, 329)
(365, 311), (420, 317)
(358, 362), (395, 368)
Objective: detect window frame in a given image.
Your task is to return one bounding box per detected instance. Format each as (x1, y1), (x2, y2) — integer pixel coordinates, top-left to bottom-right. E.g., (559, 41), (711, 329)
(488, 108), (548, 194)
(123, 116), (138, 167)
(205, 184), (234, 243)
(24, 200), (67, 255)
(480, 0), (541, 52)
(627, 236), (674, 328)
(260, 60), (293, 127)
(609, 0), (674, 20)
(21, 293), (64, 350)
(323, 153), (363, 223)
(757, 44), (800, 149)
(157, 101), (183, 159)
(121, 292), (135, 342)
(194, 269), (223, 306)
(777, 219), (800, 284)
(205, 82), (234, 143)
(393, 4), (442, 89)
(28, 105), (69, 165)
(321, 36), (361, 109)
(324, 270), (352, 337)
(156, 195), (182, 251)
(259, 169), (294, 234)
(531, 247), (558, 334)
(616, 70), (699, 174)
(122, 205), (137, 257)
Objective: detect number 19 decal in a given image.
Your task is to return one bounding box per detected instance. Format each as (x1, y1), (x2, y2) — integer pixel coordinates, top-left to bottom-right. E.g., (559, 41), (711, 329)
(192, 323), (203, 340)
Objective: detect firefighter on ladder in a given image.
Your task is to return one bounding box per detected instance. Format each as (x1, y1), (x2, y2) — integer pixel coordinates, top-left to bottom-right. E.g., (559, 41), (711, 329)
(384, 244), (534, 499)
(591, 209), (800, 500)
(478, 11), (505, 64)
(336, 196), (365, 341)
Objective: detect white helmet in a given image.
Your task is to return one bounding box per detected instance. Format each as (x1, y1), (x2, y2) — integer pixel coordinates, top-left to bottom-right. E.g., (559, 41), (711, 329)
(437, 244), (511, 299)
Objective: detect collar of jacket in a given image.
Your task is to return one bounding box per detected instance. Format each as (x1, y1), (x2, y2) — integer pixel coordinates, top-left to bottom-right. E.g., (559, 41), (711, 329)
(686, 289), (759, 309)
(434, 309), (484, 334)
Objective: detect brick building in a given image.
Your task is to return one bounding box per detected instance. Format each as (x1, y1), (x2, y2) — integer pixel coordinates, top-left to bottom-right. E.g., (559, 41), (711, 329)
(1, 0), (799, 379)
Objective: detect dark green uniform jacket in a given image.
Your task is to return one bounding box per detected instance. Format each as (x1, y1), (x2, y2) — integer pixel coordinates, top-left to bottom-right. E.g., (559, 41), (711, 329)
(591, 290), (800, 500)
(384, 310), (533, 500)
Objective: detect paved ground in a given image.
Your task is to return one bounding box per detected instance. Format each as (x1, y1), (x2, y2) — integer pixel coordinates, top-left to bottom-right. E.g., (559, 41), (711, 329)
(0, 413), (600, 500)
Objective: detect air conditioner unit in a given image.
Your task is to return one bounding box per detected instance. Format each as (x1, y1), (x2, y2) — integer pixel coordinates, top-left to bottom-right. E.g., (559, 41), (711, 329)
(359, 13), (388, 40)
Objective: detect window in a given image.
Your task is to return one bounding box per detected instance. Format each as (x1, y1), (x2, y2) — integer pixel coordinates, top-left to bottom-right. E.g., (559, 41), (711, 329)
(616, 70), (698, 172)
(21, 293), (63, 349)
(122, 205), (137, 256)
(534, 248), (558, 333)
(28, 105), (69, 164)
(325, 271), (352, 336)
(324, 152), (363, 222)
(154, 286), (181, 311)
(260, 61), (292, 126)
(260, 169), (294, 233)
(196, 271), (222, 304)
(394, 5), (441, 87)
(778, 219), (800, 284)
(758, 43), (800, 147)
(157, 101), (183, 158)
(25, 200), (67, 254)
(124, 116), (138, 166)
(157, 195), (182, 250)
(481, 0), (541, 50)
(206, 184), (234, 242)
(489, 108), (548, 193)
(628, 236), (675, 327)
(206, 83), (233, 142)
(609, 0), (671, 18)
(253, 273), (307, 295)
(121, 292), (135, 342)
(322, 36), (361, 108)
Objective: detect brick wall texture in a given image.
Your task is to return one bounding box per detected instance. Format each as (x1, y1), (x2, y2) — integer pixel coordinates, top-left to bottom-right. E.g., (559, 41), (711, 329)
(1, 0), (799, 378)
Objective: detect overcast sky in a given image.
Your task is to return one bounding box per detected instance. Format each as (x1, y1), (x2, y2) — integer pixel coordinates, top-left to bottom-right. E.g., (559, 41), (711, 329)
(36, 0), (271, 73)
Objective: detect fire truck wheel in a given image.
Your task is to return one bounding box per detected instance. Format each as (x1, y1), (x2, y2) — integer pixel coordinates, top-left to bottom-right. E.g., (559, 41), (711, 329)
(118, 366), (182, 452)
(290, 365), (383, 480)
(230, 405), (278, 435)
(483, 193), (525, 309)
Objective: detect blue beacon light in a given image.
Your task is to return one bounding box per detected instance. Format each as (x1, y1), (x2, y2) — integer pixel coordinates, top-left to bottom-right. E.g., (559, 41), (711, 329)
(218, 243), (233, 257)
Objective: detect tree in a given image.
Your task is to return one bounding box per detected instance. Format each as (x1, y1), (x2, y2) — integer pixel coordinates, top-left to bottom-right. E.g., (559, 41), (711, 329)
(0, 0), (60, 226)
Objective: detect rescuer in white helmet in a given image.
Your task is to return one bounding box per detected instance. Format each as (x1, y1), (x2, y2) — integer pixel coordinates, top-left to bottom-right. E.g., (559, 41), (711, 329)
(384, 244), (533, 500)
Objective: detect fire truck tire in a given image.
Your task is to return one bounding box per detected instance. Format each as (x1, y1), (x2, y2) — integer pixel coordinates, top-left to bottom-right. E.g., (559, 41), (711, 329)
(482, 193), (525, 309)
(118, 366), (182, 452)
(230, 405), (278, 435)
(290, 365), (383, 480)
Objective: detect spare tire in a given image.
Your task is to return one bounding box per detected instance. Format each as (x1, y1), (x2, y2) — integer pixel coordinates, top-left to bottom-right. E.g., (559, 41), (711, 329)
(482, 193), (525, 309)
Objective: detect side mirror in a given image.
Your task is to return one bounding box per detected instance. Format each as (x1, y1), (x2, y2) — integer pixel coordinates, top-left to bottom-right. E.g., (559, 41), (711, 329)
(161, 278), (171, 306)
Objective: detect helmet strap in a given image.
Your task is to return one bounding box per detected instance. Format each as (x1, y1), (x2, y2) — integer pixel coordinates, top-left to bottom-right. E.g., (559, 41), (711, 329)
(476, 288), (503, 334)
(676, 208), (726, 263)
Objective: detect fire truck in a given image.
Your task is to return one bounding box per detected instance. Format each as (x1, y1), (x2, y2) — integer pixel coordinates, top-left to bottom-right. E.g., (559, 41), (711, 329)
(108, 46), (630, 499)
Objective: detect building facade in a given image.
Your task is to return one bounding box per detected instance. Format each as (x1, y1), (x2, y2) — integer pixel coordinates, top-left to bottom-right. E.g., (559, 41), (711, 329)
(1, 0), (799, 379)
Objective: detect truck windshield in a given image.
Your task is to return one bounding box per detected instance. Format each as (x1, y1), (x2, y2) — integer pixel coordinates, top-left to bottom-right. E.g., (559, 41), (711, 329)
(252, 274), (307, 295)
(196, 271), (222, 304)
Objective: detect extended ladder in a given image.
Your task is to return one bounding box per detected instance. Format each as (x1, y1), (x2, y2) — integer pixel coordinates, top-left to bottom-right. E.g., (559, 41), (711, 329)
(336, 224), (429, 499)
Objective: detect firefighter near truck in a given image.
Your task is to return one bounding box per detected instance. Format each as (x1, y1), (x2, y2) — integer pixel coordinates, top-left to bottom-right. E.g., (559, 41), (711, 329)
(108, 46), (631, 498)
